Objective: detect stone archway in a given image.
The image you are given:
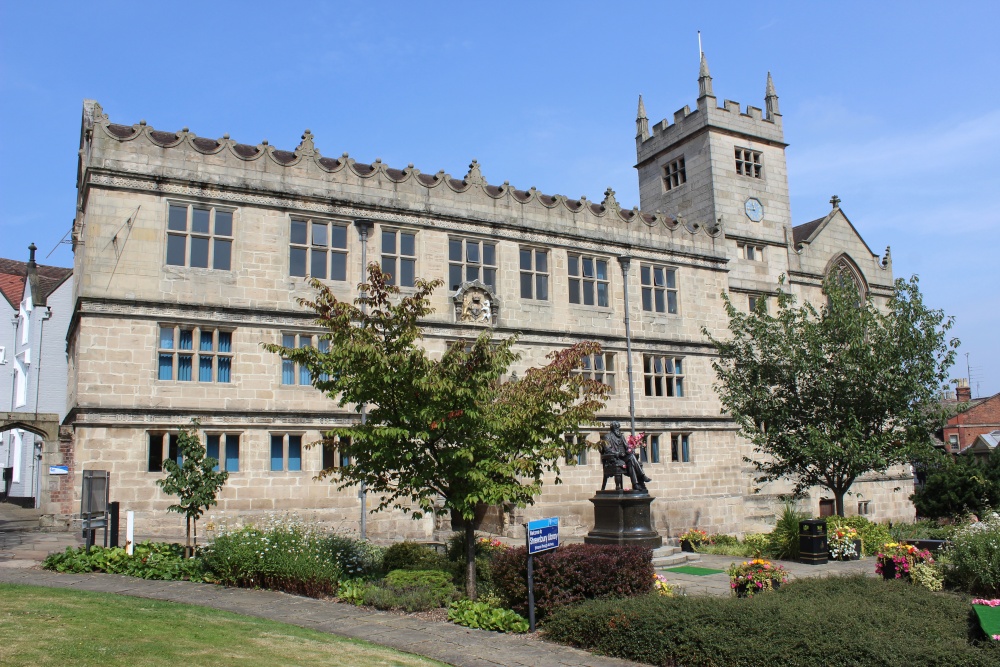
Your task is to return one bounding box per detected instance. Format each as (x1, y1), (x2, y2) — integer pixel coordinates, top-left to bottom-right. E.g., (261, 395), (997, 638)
(1, 412), (62, 511)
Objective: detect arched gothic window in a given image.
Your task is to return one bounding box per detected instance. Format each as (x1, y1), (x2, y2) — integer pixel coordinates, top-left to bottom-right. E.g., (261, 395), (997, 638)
(827, 255), (867, 304)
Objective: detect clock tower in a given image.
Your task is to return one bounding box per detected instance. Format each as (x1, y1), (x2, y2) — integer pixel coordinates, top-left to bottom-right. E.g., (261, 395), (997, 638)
(634, 54), (792, 299)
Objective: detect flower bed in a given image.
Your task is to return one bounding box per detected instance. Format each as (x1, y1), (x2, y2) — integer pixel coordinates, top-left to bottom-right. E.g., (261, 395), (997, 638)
(727, 558), (788, 598)
(875, 542), (932, 580)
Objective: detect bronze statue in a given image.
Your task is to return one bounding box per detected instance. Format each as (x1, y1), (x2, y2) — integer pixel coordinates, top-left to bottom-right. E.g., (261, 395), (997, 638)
(600, 421), (650, 492)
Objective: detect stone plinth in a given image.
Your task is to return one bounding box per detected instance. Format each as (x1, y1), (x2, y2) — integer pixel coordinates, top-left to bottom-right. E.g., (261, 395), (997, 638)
(584, 491), (662, 549)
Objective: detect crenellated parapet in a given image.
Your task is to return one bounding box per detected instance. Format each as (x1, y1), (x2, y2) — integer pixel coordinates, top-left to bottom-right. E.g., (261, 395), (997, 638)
(79, 101), (727, 253)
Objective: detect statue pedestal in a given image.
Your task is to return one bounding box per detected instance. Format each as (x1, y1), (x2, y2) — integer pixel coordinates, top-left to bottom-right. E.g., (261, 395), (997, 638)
(583, 491), (662, 549)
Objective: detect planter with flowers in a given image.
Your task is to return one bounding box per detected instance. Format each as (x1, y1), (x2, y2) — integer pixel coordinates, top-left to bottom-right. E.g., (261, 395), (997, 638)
(828, 526), (861, 561)
(679, 528), (710, 553)
(875, 542), (933, 580)
(728, 558), (788, 598)
(653, 573), (674, 597)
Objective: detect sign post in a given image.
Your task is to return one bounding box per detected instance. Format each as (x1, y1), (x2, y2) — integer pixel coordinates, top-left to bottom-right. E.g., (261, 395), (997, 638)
(525, 517), (559, 632)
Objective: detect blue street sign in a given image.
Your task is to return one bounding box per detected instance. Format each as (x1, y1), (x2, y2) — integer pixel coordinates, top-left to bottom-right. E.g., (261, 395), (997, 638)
(527, 517), (559, 554)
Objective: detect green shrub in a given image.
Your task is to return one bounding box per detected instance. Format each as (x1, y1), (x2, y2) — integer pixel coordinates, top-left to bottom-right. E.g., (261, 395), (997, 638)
(42, 542), (206, 581)
(448, 600), (529, 633)
(545, 575), (1000, 666)
(911, 562), (945, 592)
(696, 541), (756, 557)
(382, 541), (452, 574)
(742, 533), (771, 557)
(336, 578), (373, 605)
(360, 569), (460, 612)
(492, 544), (652, 621)
(199, 523), (340, 597)
(384, 569), (459, 606)
(321, 534), (385, 579)
(707, 533), (739, 546)
(889, 519), (954, 542)
(945, 512), (1000, 596)
(768, 503), (805, 560)
(826, 515), (892, 557)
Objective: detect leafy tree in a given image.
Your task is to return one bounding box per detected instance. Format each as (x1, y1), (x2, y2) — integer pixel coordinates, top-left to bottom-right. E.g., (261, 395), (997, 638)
(265, 264), (609, 598)
(911, 447), (1000, 519)
(156, 422), (229, 556)
(704, 275), (957, 516)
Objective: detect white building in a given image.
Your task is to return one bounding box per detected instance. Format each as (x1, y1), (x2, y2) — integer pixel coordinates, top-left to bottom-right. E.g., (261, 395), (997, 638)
(0, 246), (73, 507)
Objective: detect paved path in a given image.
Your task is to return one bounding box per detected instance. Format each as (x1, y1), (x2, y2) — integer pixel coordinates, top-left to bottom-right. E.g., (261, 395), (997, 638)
(658, 552), (875, 596)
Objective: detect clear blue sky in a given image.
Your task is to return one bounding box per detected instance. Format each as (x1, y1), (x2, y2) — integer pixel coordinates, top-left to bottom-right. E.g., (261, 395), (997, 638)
(2, 1), (998, 397)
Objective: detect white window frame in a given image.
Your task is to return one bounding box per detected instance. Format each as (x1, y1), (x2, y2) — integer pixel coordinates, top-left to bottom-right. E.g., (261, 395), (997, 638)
(574, 352), (616, 394)
(449, 237), (497, 292)
(380, 228), (417, 287)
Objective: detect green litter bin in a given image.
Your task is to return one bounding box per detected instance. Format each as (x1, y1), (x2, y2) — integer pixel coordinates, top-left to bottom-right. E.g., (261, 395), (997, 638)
(799, 519), (828, 565)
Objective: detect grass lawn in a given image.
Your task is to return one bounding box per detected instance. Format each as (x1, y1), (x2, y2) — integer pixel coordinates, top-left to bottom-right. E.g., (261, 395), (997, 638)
(0, 584), (448, 667)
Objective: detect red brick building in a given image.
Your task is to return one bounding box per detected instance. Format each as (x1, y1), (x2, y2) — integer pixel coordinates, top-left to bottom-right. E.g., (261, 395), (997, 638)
(943, 387), (1000, 454)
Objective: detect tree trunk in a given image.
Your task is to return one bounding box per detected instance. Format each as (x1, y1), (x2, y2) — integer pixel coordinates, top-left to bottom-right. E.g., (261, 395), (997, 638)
(185, 515), (192, 558)
(193, 517), (198, 555)
(465, 521), (477, 600)
(835, 491), (846, 517)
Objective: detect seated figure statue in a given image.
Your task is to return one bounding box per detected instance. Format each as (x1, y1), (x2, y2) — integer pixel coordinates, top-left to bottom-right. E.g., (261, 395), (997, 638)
(600, 421), (651, 492)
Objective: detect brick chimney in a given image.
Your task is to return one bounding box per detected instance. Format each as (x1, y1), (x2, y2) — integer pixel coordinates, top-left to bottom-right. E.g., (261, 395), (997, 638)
(956, 378), (972, 403)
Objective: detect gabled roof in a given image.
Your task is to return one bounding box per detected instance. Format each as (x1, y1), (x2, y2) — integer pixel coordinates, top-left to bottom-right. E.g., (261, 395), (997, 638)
(0, 257), (73, 309)
(791, 207), (879, 259)
(947, 391), (1000, 427)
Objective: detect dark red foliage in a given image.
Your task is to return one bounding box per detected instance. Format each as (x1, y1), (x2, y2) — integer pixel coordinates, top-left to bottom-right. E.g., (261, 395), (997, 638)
(492, 543), (653, 621)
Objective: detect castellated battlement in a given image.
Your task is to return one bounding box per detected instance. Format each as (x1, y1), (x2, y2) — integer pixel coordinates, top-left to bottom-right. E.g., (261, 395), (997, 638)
(79, 101), (728, 260)
(637, 94), (784, 166)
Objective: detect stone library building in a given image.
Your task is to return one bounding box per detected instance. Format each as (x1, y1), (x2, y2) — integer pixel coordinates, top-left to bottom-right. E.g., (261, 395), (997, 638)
(50, 55), (912, 540)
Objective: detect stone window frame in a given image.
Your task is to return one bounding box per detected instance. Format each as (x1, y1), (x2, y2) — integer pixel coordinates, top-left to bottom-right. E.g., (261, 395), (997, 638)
(734, 147), (763, 179)
(270, 432), (304, 472)
(380, 227), (417, 287)
(639, 433), (661, 464)
(739, 243), (765, 262)
(574, 352), (616, 395)
(519, 246), (550, 301)
(748, 294), (768, 314)
(147, 432), (180, 473)
(448, 236), (498, 292)
(663, 156), (687, 191)
(279, 332), (329, 386)
(157, 325), (234, 383)
(640, 264), (679, 315)
(165, 201), (235, 270)
(205, 432), (241, 473)
(858, 500), (872, 516)
(642, 354), (684, 398)
(289, 216), (349, 282)
(563, 433), (589, 466)
(670, 433), (691, 463)
(567, 253), (611, 308)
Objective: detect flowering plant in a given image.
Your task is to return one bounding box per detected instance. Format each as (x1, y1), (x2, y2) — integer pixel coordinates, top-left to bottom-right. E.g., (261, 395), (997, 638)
(476, 536), (509, 557)
(679, 528), (710, 544)
(625, 432), (646, 454)
(828, 525), (859, 560)
(875, 542), (933, 579)
(971, 599), (1000, 607)
(728, 558), (788, 598)
(653, 573), (674, 597)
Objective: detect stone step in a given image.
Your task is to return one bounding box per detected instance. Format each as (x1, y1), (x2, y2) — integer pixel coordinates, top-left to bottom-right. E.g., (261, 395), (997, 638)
(652, 551), (701, 568)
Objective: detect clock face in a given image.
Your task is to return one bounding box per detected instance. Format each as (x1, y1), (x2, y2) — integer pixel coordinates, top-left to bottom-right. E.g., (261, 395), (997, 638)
(745, 198), (764, 222)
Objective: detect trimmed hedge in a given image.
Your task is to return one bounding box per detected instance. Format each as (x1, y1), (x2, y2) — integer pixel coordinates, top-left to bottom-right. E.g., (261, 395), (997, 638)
(545, 574), (1000, 667)
(492, 543), (653, 621)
